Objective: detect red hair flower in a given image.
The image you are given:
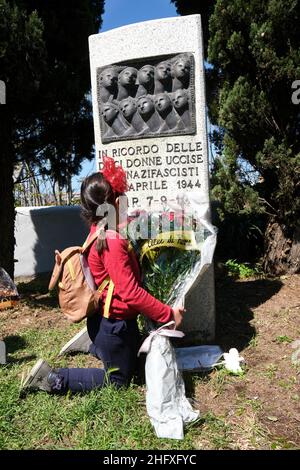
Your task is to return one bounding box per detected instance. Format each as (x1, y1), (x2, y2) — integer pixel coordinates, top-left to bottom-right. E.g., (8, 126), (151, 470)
(101, 156), (128, 194)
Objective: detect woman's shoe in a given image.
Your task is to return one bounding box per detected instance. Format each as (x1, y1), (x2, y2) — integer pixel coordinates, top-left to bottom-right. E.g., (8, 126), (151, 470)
(58, 327), (92, 356)
(22, 359), (64, 393)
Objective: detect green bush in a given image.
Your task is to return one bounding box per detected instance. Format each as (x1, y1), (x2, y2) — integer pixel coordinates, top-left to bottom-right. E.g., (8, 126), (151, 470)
(225, 259), (262, 278)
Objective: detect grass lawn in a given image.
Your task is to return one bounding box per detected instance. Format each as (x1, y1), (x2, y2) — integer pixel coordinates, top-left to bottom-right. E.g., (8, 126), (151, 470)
(0, 272), (300, 449)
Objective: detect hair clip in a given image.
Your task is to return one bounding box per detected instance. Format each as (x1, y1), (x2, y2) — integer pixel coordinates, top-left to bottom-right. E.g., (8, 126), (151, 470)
(100, 156), (128, 194)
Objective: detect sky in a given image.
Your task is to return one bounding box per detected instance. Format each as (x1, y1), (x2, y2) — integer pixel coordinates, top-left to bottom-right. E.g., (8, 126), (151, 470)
(101, 0), (178, 32)
(73, 0), (178, 192)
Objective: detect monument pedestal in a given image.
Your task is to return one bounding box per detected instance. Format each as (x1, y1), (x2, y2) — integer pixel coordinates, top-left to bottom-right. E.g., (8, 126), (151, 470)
(182, 265), (215, 344)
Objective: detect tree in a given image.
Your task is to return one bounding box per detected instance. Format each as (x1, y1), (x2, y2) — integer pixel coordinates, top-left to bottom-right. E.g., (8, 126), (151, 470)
(172, 0), (300, 274)
(19, 1), (104, 194)
(0, 0), (104, 277)
(171, 1), (214, 57)
(0, 0), (45, 276)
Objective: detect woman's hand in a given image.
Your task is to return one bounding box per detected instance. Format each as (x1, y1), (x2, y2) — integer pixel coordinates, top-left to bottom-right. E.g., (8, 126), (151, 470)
(172, 306), (186, 329)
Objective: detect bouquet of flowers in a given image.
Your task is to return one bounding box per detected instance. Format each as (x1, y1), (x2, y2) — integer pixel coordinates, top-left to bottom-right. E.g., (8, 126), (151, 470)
(98, 156), (216, 317)
(126, 194), (217, 314)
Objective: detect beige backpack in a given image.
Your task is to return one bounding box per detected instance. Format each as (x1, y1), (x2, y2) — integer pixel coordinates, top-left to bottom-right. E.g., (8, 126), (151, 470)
(48, 232), (114, 323)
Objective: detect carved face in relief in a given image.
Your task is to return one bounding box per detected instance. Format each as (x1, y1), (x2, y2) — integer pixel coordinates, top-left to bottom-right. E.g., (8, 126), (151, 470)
(98, 53), (195, 144)
(100, 67), (118, 88)
(172, 57), (191, 79)
(172, 89), (189, 110)
(154, 93), (172, 113)
(138, 65), (154, 85)
(118, 67), (138, 86)
(119, 97), (137, 119)
(155, 61), (172, 80)
(137, 95), (154, 116)
(101, 102), (119, 123)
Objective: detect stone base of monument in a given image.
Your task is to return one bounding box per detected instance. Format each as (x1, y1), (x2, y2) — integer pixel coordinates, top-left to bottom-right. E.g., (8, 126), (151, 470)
(0, 341), (7, 365)
(175, 265), (215, 345)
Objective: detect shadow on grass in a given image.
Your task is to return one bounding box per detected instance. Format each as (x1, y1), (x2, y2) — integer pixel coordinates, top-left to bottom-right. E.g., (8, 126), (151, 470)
(2, 335), (37, 365)
(21, 294), (58, 310)
(215, 276), (283, 351)
(17, 272), (51, 295)
(4, 335), (27, 353)
(158, 276), (284, 400)
(16, 272), (59, 309)
(7, 354), (37, 365)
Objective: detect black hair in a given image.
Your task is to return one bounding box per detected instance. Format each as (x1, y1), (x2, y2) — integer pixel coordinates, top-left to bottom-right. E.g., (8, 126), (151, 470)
(80, 172), (116, 254)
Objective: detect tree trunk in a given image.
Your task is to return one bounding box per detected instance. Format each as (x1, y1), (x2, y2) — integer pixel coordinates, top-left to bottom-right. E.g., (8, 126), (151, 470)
(0, 108), (15, 278)
(66, 174), (73, 205)
(51, 180), (58, 205)
(27, 163), (43, 206)
(263, 219), (300, 275)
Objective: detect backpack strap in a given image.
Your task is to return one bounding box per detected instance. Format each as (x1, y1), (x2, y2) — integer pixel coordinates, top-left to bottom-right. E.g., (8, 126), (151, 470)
(97, 276), (114, 319)
(98, 276), (110, 295)
(82, 231), (100, 253)
(103, 279), (115, 318)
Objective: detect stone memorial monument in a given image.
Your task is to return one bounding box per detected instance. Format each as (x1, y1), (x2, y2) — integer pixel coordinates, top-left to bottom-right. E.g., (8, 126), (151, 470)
(89, 15), (215, 343)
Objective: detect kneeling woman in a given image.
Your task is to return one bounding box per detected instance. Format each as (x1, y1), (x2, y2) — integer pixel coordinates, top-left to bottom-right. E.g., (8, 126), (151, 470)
(22, 157), (185, 394)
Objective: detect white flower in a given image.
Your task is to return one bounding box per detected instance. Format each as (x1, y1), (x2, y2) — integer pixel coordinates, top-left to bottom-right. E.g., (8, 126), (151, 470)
(223, 348), (245, 374)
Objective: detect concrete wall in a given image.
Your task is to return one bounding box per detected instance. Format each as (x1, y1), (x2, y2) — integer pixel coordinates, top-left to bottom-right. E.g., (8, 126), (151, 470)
(15, 206), (88, 277)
